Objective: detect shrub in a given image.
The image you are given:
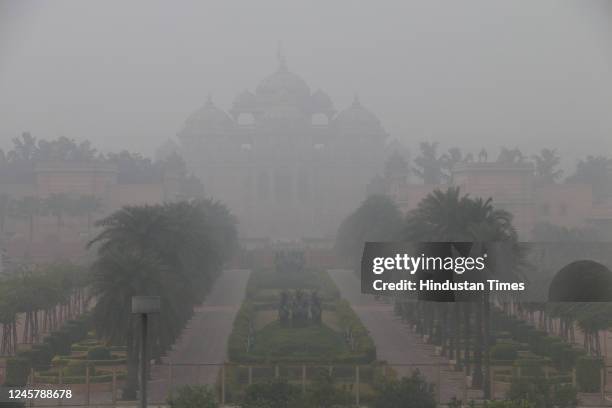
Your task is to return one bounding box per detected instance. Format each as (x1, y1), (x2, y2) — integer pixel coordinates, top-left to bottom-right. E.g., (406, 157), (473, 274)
(167, 385), (218, 408)
(483, 401), (535, 408)
(4, 357), (30, 386)
(491, 344), (519, 361)
(576, 356), (603, 393)
(63, 360), (96, 377)
(241, 378), (300, 408)
(507, 377), (577, 408)
(306, 373), (352, 408)
(514, 359), (545, 378)
(87, 346), (112, 361)
(372, 370), (436, 408)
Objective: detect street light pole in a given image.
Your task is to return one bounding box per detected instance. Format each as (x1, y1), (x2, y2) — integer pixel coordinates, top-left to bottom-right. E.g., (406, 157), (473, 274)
(140, 312), (148, 408)
(132, 296), (160, 408)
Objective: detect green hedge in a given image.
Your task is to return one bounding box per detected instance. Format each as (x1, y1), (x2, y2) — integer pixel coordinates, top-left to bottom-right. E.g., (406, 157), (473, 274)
(4, 357), (30, 386)
(491, 343), (518, 361)
(576, 356), (603, 392)
(4, 313), (91, 386)
(334, 300), (376, 363)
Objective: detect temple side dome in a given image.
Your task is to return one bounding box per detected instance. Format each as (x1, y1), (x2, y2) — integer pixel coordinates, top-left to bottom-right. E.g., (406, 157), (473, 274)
(334, 96), (385, 134)
(179, 96), (235, 137)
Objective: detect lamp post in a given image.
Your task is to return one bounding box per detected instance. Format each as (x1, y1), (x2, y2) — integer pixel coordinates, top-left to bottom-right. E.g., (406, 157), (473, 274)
(131, 296), (160, 408)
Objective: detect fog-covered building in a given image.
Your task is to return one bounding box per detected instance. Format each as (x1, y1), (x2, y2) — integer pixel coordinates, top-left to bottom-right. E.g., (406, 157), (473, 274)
(177, 54), (388, 240)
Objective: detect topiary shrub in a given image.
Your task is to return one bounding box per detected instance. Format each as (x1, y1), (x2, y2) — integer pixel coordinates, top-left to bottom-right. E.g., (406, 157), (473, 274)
(167, 385), (219, 408)
(576, 356), (603, 393)
(87, 346), (112, 361)
(63, 360), (96, 377)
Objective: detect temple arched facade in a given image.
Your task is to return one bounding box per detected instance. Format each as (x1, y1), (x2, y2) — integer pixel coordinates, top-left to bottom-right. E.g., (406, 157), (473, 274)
(177, 53), (388, 240)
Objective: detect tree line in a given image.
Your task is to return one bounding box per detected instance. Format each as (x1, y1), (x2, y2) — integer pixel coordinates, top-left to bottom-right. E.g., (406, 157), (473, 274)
(374, 142), (612, 202)
(0, 132), (203, 190)
(0, 263), (89, 355)
(335, 187), (609, 400)
(0, 192), (103, 241)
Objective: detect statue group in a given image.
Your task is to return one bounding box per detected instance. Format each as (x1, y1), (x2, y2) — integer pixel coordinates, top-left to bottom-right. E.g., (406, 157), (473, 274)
(278, 289), (322, 327)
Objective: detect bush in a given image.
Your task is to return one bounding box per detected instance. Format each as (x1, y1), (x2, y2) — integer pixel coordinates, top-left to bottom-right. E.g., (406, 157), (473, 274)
(514, 359), (545, 378)
(306, 373), (352, 408)
(491, 344), (519, 361)
(4, 357), (30, 386)
(576, 356), (603, 393)
(372, 370), (436, 408)
(63, 360), (96, 377)
(241, 378), (300, 408)
(482, 401), (535, 408)
(87, 346), (112, 360)
(167, 385), (218, 408)
(507, 377), (577, 408)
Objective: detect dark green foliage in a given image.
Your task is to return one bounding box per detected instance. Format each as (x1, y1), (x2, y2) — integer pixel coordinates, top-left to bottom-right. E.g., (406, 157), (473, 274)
(87, 346), (112, 360)
(490, 343), (518, 361)
(167, 385), (218, 408)
(241, 378), (300, 408)
(250, 321), (348, 361)
(575, 356), (603, 392)
(507, 377), (578, 408)
(482, 401), (535, 408)
(63, 360), (96, 377)
(1, 402), (27, 408)
(335, 195), (403, 268)
(89, 200), (237, 398)
(371, 370), (436, 408)
(305, 373), (352, 408)
(4, 358), (30, 386)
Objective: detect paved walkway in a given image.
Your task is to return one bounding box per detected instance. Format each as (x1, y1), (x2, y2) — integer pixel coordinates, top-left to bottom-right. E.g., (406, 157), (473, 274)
(147, 269), (250, 403)
(329, 269), (479, 404)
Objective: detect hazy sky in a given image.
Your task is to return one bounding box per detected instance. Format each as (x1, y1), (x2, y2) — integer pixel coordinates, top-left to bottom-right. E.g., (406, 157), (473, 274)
(1, 0), (610, 169)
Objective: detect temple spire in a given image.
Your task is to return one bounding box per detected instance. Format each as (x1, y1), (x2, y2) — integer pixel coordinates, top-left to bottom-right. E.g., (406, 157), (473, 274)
(276, 41), (287, 71)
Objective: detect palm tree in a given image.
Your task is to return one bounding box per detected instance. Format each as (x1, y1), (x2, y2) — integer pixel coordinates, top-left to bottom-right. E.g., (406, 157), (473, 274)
(91, 249), (170, 399)
(404, 187), (520, 398)
(88, 200), (237, 399)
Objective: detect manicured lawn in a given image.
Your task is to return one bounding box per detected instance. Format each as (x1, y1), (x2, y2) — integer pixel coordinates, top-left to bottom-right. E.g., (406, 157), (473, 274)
(250, 321), (349, 361)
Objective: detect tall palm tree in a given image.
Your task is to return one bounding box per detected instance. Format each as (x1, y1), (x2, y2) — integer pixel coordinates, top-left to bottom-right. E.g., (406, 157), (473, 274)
(404, 187), (520, 398)
(91, 249), (171, 399)
(88, 200), (237, 399)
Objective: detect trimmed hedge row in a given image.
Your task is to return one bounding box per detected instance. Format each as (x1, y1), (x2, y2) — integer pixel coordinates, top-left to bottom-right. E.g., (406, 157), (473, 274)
(4, 313), (91, 386)
(491, 309), (603, 392)
(334, 299), (377, 363)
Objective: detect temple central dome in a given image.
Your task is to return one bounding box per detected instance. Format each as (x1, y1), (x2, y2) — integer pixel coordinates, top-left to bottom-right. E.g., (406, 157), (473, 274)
(255, 56), (311, 111)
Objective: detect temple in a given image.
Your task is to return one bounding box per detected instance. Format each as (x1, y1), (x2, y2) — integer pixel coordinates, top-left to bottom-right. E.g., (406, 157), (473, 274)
(177, 52), (388, 240)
